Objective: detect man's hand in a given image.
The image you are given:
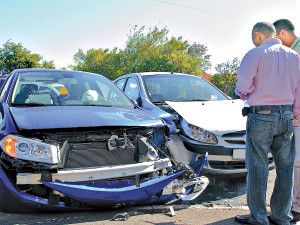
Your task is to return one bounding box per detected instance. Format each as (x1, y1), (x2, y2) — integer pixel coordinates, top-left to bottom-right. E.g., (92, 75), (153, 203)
(295, 115), (299, 127)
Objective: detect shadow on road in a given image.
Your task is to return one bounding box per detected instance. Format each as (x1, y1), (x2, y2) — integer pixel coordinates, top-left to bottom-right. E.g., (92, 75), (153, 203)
(191, 176), (247, 207)
(0, 210), (118, 224)
(205, 216), (244, 225)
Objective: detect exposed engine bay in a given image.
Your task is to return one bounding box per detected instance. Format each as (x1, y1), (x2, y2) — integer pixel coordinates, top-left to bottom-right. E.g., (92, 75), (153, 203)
(0, 127), (208, 210)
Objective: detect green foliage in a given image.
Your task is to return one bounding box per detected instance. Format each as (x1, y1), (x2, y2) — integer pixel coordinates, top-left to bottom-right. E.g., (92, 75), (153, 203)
(70, 26), (211, 79)
(210, 57), (240, 99)
(41, 60), (56, 69)
(0, 40), (55, 73)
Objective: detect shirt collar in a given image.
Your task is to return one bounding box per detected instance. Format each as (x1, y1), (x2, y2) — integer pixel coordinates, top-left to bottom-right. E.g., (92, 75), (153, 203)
(260, 38), (282, 46)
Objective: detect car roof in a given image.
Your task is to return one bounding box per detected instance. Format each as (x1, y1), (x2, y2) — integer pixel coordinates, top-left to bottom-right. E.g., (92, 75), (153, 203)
(0, 75), (8, 79)
(12, 68), (99, 76)
(136, 72), (200, 77)
(14, 68), (67, 73)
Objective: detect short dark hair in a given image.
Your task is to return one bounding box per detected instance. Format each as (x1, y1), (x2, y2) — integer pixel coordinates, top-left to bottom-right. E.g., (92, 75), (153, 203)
(252, 22), (276, 39)
(273, 19), (295, 35)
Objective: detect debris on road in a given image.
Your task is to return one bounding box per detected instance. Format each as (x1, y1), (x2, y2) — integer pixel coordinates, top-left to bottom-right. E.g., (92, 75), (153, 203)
(169, 206), (176, 217)
(112, 212), (129, 221)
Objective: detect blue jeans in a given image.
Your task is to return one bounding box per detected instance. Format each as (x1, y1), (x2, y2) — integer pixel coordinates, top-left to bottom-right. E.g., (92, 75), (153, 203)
(246, 110), (294, 225)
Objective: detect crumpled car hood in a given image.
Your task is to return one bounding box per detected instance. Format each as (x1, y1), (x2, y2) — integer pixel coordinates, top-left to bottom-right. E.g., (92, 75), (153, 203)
(9, 106), (165, 130)
(166, 99), (247, 135)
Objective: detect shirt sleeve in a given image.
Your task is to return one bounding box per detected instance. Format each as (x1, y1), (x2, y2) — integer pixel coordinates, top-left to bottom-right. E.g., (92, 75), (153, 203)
(294, 63), (300, 115)
(235, 49), (259, 100)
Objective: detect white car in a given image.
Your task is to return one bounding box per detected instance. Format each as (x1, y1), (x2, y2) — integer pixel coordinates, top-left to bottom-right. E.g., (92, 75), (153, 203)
(114, 72), (275, 181)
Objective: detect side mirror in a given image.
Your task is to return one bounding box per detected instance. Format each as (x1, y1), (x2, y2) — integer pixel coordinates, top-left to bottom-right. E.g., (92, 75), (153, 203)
(131, 99), (139, 107)
(0, 102), (3, 119)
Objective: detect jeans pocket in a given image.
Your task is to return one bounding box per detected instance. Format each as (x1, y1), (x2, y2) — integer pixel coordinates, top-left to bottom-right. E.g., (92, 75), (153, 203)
(249, 118), (273, 144)
(284, 119), (294, 141)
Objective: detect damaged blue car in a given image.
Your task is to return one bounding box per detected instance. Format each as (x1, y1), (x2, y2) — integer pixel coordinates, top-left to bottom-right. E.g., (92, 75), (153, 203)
(0, 69), (208, 213)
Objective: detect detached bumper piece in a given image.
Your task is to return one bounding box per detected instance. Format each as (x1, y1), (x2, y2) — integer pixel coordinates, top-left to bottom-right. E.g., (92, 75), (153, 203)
(40, 172), (183, 207)
(0, 165), (185, 212)
(159, 176), (209, 203)
(0, 154), (209, 212)
(0, 166), (90, 213)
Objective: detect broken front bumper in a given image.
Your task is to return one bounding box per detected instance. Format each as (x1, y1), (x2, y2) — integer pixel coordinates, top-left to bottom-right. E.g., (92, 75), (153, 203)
(0, 157), (209, 213)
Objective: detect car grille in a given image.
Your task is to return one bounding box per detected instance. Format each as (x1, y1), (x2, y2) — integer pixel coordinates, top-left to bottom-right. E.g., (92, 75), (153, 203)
(209, 157), (274, 170)
(209, 161), (246, 169)
(222, 130), (246, 145)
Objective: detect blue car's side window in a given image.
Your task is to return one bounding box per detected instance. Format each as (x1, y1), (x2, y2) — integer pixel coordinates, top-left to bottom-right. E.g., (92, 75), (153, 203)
(116, 78), (127, 91)
(124, 77), (140, 102)
(0, 75), (12, 102)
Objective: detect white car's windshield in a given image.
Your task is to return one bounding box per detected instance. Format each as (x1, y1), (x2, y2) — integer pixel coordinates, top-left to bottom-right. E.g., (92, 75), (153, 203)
(9, 70), (134, 109)
(143, 75), (228, 103)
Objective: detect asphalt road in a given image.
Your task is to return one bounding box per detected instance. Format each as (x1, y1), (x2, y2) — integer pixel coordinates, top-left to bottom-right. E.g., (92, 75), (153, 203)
(0, 170), (277, 225)
(192, 168), (276, 208)
(0, 206), (252, 225)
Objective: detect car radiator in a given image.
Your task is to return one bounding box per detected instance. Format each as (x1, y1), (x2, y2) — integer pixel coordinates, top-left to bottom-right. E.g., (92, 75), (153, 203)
(65, 142), (135, 168)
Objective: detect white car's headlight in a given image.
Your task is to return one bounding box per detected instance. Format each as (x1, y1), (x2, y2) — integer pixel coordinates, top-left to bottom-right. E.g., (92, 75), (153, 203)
(181, 119), (217, 144)
(0, 135), (59, 164)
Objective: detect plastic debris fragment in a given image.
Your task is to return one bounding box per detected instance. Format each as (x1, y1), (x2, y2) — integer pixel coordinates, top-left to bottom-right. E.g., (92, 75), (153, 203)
(112, 212), (129, 221)
(169, 206), (176, 217)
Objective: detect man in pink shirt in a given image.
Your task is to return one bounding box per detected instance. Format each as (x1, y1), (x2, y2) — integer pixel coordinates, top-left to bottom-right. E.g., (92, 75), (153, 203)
(235, 22), (300, 225)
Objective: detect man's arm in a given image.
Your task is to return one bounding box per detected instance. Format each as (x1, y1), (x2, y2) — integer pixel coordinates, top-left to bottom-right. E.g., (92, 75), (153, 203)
(294, 64), (300, 119)
(235, 50), (259, 100)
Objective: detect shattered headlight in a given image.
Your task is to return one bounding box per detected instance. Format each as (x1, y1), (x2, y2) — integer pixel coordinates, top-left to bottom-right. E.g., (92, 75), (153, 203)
(0, 135), (59, 164)
(181, 119), (217, 144)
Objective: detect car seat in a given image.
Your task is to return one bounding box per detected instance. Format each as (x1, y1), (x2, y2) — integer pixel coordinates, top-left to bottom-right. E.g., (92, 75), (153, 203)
(150, 94), (164, 102)
(69, 84), (87, 101)
(166, 85), (180, 100)
(28, 93), (53, 105)
(14, 84), (38, 103)
(81, 90), (100, 104)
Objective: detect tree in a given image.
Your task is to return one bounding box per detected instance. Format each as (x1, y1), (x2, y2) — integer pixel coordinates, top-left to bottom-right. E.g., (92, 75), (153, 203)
(0, 40), (55, 73)
(41, 60), (56, 69)
(71, 26), (211, 79)
(210, 57), (240, 98)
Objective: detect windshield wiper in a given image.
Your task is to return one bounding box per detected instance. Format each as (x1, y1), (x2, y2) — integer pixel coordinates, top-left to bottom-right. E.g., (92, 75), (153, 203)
(152, 99), (181, 103)
(10, 103), (47, 107)
(152, 100), (165, 103)
(82, 104), (112, 107)
(183, 99), (210, 101)
(152, 99), (210, 103)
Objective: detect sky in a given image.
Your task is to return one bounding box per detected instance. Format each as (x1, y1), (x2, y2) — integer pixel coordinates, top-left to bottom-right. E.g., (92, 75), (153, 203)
(0, 0), (299, 74)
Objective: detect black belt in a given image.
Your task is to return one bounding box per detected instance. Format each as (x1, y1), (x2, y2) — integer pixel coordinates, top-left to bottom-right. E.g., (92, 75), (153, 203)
(249, 105), (293, 114)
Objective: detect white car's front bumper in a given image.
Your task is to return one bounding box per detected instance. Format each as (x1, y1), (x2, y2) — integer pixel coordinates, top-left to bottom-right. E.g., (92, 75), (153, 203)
(167, 134), (275, 176)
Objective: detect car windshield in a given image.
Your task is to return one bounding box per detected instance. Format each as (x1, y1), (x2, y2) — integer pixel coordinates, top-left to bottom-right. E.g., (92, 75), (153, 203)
(143, 74), (228, 102)
(9, 70), (134, 109)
